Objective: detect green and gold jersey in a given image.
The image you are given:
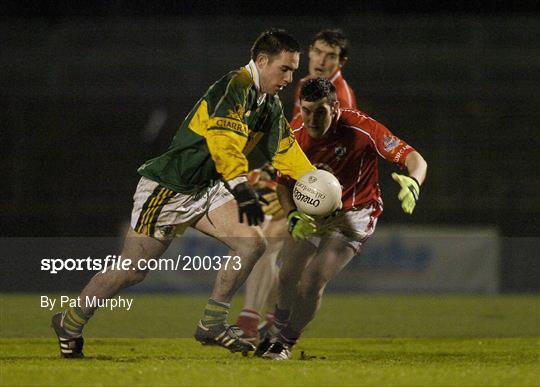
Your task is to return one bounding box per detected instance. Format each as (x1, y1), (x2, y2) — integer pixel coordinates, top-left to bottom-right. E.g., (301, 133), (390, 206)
(138, 65), (314, 193)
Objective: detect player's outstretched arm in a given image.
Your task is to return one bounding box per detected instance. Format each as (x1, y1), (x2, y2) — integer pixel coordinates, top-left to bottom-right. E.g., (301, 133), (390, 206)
(392, 151), (427, 215)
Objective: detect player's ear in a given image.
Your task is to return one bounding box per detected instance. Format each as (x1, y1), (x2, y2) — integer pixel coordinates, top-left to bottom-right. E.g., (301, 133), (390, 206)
(333, 100), (340, 113)
(256, 53), (269, 69)
(339, 56), (348, 68)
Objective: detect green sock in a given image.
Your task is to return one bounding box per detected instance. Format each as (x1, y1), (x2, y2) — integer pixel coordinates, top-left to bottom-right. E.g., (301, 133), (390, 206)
(62, 306), (89, 336)
(202, 298), (230, 327)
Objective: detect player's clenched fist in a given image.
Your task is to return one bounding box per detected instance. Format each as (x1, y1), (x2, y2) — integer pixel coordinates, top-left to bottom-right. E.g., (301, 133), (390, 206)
(232, 182), (267, 226)
(391, 173), (420, 215)
(287, 210), (317, 241)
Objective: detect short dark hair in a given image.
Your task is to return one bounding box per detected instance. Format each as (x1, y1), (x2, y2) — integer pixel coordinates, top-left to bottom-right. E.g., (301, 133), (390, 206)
(311, 29), (349, 60)
(300, 77), (337, 104)
(251, 29), (301, 61)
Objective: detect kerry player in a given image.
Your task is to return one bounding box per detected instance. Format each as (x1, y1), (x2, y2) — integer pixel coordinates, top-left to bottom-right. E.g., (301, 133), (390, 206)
(260, 77), (427, 359)
(51, 29), (316, 358)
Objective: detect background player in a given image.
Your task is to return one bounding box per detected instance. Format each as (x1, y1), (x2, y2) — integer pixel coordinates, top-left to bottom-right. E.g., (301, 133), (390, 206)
(260, 77), (428, 359)
(291, 29), (357, 118)
(237, 29), (359, 341)
(50, 29), (315, 358)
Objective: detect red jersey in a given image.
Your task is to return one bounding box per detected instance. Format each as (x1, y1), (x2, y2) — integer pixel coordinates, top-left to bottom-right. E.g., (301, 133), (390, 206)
(291, 69), (357, 119)
(283, 108), (415, 212)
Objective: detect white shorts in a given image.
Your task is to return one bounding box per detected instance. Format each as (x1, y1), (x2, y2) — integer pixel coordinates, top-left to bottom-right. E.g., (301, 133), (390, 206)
(307, 206), (379, 254)
(130, 176), (234, 240)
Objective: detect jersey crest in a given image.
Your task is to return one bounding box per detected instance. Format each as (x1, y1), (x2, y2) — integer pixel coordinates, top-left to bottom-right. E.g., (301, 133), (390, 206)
(334, 145), (347, 160)
(383, 135), (400, 152)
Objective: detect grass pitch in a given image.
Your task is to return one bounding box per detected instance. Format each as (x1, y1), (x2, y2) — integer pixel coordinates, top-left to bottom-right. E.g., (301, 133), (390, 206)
(1, 294), (539, 386)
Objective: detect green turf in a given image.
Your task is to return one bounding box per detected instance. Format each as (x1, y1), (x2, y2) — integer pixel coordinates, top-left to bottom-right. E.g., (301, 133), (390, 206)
(2, 294), (539, 338)
(1, 294), (539, 386)
(1, 338), (538, 386)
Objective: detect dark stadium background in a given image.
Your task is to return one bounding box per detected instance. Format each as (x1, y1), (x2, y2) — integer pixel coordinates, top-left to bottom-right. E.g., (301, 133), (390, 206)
(1, 1), (538, 292)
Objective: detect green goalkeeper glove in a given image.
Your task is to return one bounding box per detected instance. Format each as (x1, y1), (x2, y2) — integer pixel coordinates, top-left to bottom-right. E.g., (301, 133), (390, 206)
(287, 210), (317, 241)
(391, 173), (420, 215)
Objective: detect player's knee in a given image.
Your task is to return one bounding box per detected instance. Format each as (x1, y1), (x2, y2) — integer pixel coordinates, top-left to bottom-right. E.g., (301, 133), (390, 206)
(278, 271), (291, 288)
(123, 267), (149, 287)
(252, 235), (268, 259)
(299, 274), (328, 298)
(237, 229), (267, 259)
(278, 268), (301, 295)
(300, 284), (325, 302)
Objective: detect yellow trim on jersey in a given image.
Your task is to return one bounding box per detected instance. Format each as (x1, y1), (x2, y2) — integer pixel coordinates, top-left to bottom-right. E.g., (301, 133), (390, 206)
(276, 131), (296, 155)
(272, 139), (315, 181)
(243, 132), (265, 155)
(188, 96), (251, 181)
(207, 117), (248, 137)
(189, 100), (210, 137)
(190, 100), (249, 138)
(206, 130), (249, 180)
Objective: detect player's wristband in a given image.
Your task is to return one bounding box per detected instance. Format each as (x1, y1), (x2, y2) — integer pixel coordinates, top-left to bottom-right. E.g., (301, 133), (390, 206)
(409, 176), (420, 188)
(226, 176), (248, 190)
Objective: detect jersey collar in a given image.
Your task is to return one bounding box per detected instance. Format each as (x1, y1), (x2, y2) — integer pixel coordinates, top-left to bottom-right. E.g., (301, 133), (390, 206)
(329, 108), (342, 135)
(328, 68), (342, 83)
(245, 60), (267, 106)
